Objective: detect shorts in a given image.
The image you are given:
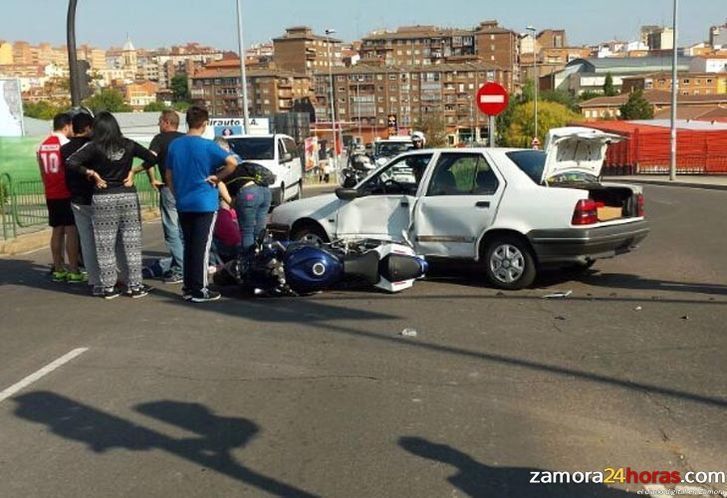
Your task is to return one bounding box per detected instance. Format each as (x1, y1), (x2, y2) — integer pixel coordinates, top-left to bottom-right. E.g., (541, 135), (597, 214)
(46, 198), (75, 227)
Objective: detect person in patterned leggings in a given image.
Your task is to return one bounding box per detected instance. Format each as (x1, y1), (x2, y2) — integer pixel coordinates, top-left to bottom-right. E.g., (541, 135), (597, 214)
(66, 112), (158, 300)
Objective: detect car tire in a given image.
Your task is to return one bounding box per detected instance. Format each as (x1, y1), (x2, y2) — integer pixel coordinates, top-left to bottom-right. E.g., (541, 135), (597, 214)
(291, 223), (329, 245)
(483, 235), (537, 290)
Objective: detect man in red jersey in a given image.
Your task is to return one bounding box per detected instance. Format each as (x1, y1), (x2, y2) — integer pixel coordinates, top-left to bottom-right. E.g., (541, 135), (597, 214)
(37, 113), (83, 283)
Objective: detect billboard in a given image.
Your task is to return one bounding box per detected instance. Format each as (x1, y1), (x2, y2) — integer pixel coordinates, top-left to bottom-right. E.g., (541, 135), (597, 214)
(203, 117), (270, 140)
(0, 78), (24, 137)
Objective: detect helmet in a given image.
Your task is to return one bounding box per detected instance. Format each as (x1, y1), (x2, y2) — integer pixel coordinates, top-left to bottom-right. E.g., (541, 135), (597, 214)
(411, 131), (426, 146)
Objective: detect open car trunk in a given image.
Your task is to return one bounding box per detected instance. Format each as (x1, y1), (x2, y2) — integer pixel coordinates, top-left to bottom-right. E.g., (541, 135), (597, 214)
(542, 127), (641, 222)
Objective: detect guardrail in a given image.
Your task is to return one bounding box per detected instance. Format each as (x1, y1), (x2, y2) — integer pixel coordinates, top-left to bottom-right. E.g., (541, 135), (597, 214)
(0, 173), (159, 240)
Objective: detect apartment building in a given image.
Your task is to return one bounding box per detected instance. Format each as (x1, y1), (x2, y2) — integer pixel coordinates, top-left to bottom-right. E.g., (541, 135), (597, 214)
(273, 26), (342, 74)
(360, 26), (476, 66)
(621, 72), (727, 96)
(313, 62), (507, 142)
(124, 80), (158, 111)
(473, 21), (519, 91)
(190, 60), (313, 117)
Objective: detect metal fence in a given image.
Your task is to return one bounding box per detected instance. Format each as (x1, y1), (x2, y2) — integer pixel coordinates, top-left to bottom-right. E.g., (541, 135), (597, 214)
(0, 173), (159, 240)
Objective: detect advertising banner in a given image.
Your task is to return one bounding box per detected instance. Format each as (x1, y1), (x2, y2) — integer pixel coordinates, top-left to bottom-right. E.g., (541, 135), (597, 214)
(0, 78), (24, 137)
(304, 137), (319, 172)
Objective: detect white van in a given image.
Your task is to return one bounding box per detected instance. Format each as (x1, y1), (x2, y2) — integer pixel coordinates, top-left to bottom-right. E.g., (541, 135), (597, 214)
(226, 134), (303, 205)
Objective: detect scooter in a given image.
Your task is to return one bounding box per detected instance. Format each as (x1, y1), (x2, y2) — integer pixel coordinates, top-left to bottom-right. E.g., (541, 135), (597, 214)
(214, 233), (428, 297)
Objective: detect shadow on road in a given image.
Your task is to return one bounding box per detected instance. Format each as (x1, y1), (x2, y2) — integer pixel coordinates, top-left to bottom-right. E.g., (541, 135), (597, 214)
(399, 437), (640, 497)
(12, 392), (319, 498)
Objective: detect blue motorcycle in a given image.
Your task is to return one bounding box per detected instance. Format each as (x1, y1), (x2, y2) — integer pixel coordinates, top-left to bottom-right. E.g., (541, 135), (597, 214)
(215, 234), (428, 297)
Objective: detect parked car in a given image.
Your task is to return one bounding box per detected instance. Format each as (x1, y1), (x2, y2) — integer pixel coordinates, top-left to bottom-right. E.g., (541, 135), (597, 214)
(226, 134), (303, 205)
(269, 127), (650, 289)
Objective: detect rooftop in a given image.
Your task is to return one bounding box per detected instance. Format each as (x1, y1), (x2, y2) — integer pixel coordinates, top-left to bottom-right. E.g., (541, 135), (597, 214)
(580, 90), (727, 108)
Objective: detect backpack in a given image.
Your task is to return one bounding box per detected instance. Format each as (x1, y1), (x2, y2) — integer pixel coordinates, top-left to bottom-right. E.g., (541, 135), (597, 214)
(243, 161), (276, 187)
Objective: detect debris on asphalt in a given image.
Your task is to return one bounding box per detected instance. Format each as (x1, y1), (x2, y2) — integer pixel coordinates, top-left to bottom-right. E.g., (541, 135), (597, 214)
(496, 292), (506, 297)
(681, 315), (690, 321)
(635, 306), (643, 311)
(400, 328), (418, 338)
(554, 316), (567, 321)
(544, 290), (573, 299)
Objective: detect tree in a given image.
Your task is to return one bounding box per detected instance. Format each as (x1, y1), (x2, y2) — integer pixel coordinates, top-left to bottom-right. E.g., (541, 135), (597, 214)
(603, 72), (618, 97)
(143, 101), (168, 112)
(502, 100), (582, 148)
(540, 89), (579, 112)
(619, 89), (654, 120)
(579, 90), (603, 102)
(170, 74), (190, 103)
(414, 113), (448, 148)
(84, 88), (132, 113)
(23, 100), (66, 120)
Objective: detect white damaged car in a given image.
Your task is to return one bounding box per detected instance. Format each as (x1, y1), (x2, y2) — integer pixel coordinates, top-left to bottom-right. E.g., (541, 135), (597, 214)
(269, 127), (649, 289)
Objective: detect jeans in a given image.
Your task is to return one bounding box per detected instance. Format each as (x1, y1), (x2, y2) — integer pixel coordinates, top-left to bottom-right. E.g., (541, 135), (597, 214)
(160, 186), (184, 275)
(235, 185), (272, 251)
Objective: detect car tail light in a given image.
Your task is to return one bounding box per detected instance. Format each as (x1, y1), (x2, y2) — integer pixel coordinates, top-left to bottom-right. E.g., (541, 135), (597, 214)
(572, 199), (599, 225)
(636, 194), (645, 217)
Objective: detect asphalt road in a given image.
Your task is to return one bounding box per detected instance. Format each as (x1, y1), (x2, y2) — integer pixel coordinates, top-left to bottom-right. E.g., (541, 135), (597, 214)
(0, 184), (725, 498)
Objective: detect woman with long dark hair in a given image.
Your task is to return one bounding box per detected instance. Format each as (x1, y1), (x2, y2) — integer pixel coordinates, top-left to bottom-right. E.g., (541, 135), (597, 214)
(67, 112), (158, 299)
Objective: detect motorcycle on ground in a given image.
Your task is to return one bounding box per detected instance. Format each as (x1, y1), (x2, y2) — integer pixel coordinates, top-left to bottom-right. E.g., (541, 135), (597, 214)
(214, 233), (428, 297)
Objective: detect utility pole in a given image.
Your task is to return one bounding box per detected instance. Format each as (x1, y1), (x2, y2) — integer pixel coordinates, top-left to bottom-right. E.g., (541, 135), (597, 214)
(235, 0), (251, 132)
(66, 0), (80, 107)
(526, 25), (539, 143)
(669, 0), (679, 181)
(325, 29), (338, 171)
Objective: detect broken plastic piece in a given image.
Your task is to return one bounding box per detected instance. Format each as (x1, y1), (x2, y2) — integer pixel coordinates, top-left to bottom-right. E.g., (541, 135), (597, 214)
(543, 290), (573, 299)
(400, 328), (418, 338)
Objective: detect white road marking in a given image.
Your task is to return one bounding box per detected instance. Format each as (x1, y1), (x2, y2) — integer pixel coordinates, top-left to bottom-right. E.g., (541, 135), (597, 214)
(480, 95), (505, 104)
(0, 348), (89, 403)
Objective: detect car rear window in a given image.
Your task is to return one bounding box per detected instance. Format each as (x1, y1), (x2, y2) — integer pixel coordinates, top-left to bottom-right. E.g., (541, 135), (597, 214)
(506, 150), (546, 184)
(228, 137), (275, 160)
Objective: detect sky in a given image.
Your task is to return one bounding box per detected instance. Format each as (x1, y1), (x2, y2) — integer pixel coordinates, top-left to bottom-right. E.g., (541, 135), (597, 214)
(0, 0), (724, 50)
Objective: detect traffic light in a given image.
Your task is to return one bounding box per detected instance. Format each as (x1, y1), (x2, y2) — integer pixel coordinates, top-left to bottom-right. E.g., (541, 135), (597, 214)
(387, 114), (398, 136)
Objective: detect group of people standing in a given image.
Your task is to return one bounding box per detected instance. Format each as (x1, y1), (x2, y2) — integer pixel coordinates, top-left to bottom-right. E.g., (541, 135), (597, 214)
(38, 106), (272, 303)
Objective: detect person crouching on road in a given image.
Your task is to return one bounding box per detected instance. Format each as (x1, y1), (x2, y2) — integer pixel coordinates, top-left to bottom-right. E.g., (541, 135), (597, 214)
(66, 112), (158, 300)
(213, 137), (272, 253)
(208, 181), (241, 268)
(165, 106), (237, 304)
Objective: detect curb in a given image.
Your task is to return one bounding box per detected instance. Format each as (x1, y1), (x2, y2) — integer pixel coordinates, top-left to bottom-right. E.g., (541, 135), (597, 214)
(605, 178), (727, 192)
(0, 208), (160, 256)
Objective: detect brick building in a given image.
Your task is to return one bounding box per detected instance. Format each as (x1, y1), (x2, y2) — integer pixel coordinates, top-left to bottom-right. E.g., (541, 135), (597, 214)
(313, 62), (507, 143)
(360, 26), (476, 66)
(621, 72), (727, 96)
(124, 80), (158, 111)
(190, 59), (312, 117)
(473, 21), (519, 91)
(579, 90), (727, 120)
(273, 26), (342, 74)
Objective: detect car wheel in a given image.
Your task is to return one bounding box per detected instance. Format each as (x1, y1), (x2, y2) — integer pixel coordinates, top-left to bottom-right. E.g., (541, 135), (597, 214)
(483, 236), (537, 290)
(291, 223), (328, 246)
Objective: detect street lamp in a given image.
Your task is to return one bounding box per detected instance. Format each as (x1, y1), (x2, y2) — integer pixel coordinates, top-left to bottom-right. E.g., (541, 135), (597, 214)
(526, 25), (538, 144)
(357, 75), (363, 141)
(235, 0), (251, 132)
(669, 0), (679, 181)
(325, 28), (339, 172)
(66, 0), (80, 107)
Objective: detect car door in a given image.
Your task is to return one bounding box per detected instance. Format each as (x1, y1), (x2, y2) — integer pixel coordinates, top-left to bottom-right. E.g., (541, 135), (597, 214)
(413, 151), (505, 258)
(276, 137), (293, 192)
(336, 153), (434, 240)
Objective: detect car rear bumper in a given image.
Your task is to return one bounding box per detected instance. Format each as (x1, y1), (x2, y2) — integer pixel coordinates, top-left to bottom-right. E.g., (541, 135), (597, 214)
(527, 220), (650, 265)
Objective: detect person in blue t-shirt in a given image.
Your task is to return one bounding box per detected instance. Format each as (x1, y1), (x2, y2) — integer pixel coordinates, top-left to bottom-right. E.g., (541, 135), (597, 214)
(165, 106), (237, 303)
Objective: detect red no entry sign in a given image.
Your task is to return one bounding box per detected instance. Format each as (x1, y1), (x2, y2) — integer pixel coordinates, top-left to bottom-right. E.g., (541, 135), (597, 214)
(477, 82), (509, 116)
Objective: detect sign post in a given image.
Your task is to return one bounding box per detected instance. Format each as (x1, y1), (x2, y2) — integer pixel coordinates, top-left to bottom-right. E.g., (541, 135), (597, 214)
(476, 82), (509, 148)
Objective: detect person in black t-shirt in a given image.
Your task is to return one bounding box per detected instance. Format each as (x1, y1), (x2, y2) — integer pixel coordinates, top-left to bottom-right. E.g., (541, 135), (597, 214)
(67, 112), (158, 300)
(135, 110), (185, 284)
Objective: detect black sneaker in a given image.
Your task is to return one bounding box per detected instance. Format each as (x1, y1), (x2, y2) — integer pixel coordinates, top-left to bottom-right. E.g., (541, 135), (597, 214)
(163, 272), (184, 285)
(91, 286), (104, 297)
(189, 289), (222, 303)
(101, 288), (121, 300)
(128, 284), (153, 299)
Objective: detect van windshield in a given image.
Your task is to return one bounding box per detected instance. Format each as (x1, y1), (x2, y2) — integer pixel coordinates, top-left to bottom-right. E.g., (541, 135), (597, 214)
(376, 142), (413, 158)
(228, 137), (275, 160)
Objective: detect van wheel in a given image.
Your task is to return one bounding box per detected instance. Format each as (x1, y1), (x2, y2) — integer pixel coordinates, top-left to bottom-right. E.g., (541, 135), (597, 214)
(291, 223), (328, 246)
(483, 235), (537, 290)
(291, 180), (303, 201)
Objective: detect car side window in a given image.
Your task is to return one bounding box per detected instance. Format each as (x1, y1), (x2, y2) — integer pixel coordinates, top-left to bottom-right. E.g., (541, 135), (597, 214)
(361, 153), (433, 195)
(472, 156), (500, 195)
(427, 153), (483, 196)
(283, 138), (298, 157)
